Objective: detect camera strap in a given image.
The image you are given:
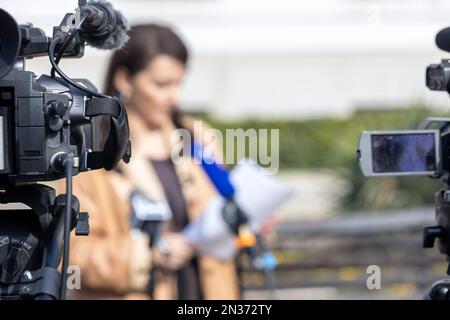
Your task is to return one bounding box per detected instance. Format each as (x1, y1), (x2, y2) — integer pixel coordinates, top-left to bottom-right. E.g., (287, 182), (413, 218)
(84, 97), (131, 170)
(85, 96), (121, 118)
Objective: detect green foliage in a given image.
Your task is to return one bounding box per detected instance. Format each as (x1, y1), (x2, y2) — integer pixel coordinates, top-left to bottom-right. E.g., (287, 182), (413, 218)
(197, 105), (447, 211)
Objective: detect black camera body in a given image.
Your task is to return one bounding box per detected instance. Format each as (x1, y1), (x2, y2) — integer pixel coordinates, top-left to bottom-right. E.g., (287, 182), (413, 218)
(358, 26), (450, 299)
(0, 69), (78, 183)
(0, 67), (124, 183)
(0, 4), (130, 184)
(426, 27), (450, 94)
(0, 1), (131, 299)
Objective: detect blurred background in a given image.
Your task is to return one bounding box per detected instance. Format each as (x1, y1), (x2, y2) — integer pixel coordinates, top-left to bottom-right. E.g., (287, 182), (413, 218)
(2, 0), (450, 299)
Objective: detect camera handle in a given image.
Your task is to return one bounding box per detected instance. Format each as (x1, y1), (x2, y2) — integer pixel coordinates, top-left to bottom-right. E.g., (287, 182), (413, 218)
(0, 184), (89, 300)
(418, 117), (450, 131)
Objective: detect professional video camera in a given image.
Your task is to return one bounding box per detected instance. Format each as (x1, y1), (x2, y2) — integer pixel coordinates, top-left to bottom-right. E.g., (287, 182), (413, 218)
(0, 0), (131, 299)
(356, 27), (450, 300)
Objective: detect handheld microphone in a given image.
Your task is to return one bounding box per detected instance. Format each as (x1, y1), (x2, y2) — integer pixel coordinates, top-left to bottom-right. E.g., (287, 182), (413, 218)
(191, 141), (236, 200)
(436, 27), (450, 53)
(190, 142), (278, 295)
(80, 0), (129, 50)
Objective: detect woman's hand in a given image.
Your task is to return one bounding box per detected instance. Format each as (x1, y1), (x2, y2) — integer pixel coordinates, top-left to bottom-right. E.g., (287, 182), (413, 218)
(152, 232), (195, 271)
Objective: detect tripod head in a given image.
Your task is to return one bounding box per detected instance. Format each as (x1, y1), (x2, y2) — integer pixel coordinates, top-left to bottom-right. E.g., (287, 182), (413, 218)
(0, 183), (87, 300)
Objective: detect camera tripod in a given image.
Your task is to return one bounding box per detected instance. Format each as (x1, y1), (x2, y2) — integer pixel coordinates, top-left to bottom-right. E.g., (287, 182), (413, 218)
(423, 185), (450, 299)
(0, 183), (88, 300)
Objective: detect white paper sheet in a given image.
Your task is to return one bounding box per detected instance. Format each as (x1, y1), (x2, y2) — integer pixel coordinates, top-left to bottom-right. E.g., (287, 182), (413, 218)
(183, 159), (294, 260)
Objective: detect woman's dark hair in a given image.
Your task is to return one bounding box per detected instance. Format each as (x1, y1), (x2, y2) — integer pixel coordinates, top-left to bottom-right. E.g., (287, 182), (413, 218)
(104, 24), (189, 97)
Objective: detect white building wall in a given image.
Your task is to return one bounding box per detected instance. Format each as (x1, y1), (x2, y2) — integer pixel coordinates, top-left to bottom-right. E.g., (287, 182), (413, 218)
(2, 0), (450, 119)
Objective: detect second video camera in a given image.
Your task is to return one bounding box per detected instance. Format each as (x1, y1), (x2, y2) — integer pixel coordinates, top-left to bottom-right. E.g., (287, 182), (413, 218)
(357, 25), (450, 298)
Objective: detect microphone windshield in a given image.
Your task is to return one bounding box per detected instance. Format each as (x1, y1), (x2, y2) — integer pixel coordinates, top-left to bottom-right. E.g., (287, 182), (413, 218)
(436, 27), (450, 53)
(81, 1), (129, 50)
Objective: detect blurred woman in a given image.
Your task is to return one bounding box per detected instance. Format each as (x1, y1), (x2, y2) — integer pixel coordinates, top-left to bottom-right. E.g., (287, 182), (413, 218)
(67, 24), (240, 300)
